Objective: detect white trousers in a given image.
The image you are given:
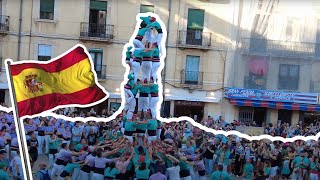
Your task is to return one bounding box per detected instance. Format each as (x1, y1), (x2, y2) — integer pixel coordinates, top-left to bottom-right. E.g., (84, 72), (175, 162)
(148, 136), (157, 144)
(157, 33), (163, 53)
(37, 135), (45, 155)
(91, 172), (104, 180)
(131, 61), (141, 83)
(78, 170), (90, 180)
(156, 129), (162, 139)
(45, 135), (51, 154)
(48, 153), (58, 168)
(51, 163), (64, 177)
(126, 98), (136, 120)
(151, 62), (160, 82)
(310, 173), (319, 180)
(133, 39), (144, 49)
(149, 96), (159, 119)
(138, 96), (149, 112)
(141, 61), (152, 82)
(71, 166), (81, 180)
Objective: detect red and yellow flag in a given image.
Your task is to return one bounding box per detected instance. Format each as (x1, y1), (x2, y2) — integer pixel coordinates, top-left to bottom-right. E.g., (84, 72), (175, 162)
(9, 46), (107, 117)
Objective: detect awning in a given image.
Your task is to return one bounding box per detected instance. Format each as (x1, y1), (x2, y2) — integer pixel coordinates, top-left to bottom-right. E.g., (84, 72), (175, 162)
(230, 99), (320, 111)
(165, 87), (222, 103)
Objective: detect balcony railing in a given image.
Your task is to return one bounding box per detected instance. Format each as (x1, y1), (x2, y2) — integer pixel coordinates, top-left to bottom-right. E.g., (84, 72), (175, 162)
(0, 15), (9, 34)
(241, 38), (320, 58)
(80, 23), (114, 41)
(180, 70), (203, 87)
(177, 30), (212, 50)
(95, 65), (107, 79)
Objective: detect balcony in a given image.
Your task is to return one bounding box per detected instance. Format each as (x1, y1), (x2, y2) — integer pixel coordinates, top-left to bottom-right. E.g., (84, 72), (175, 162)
(177, 30), (212, 50)
(244, 75), (266, 90)
(0, 15), (9, 35)
(241, 38), (320, 58)
(80, 23), (114, 42)
(95, 65), (107, 80)
(180, 70), (203, 89)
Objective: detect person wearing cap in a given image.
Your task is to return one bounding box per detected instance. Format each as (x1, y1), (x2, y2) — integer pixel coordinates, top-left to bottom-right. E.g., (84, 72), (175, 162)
(210, 165), (232, 180)
(243, 158), (254, 180)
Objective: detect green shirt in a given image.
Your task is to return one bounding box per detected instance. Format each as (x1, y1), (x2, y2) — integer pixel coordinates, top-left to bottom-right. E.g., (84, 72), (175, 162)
(64, 163), (80, 173)
(153, 47), (160, 57)
(105, 167), (120, 178)
(0, 169), (10, 180)
(179, 160), (189, 171)
(143, 50), (153, 58)
(49, 138), (61, 150)
(147, 119), (158, 130)
(135, 169), (150, 179)
(124, 121), (136, 132)
(131, 84), (140, 95)
(147, 21), (161, 30)
(136, 123), (148, 131)
(149, 83), (158, 93)
(133, 49), (144, 58)
(137, 28), (149, 37)
(139, 85), (150, 94)
(210, 170), (232, 180)
(264, 167), (271, 176)
(244, 163), (254, 179)
(300, 157), (311, 169)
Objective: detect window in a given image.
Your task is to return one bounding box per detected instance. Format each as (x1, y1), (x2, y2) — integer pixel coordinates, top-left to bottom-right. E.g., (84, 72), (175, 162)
(89, 49), (105, 79)
(38, 44), (51, 61)
(186, 9), (204, 45)
(89, 0), (108, 37)
(239, 107), (266, 126)
(278, 64), (299, 90)
(140, 5), (154, 13)
(40, 0), (54, 20)
(185, 56), (200, 84)
(110, 102), (121, 112)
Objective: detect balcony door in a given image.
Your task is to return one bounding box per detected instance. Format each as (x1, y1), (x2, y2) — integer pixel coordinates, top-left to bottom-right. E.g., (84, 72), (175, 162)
(185, 56), (200, 84)
(89, 0), (107, 37)
(89, 49), (103, 78)
(187, 9), (204, 46)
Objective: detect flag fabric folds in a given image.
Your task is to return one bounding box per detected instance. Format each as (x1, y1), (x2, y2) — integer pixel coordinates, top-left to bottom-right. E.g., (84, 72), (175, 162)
(10, 46), (107, 117)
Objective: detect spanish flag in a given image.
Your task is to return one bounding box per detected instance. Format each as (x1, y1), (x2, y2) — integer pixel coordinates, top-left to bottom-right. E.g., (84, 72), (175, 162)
(9, 45), (108, 118)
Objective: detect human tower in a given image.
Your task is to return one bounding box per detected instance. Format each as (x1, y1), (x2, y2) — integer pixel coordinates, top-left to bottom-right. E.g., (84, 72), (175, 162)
(122, 15), (164, 144)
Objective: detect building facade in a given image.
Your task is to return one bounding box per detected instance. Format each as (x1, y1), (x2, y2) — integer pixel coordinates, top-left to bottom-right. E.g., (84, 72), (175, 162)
(0, 0), (237, 119)
(224, 0), (320, 127)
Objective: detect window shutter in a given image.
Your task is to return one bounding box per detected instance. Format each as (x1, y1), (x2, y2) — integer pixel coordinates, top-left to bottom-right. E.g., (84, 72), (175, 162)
(40, 0), (54, 13)
(90, 0), (108, 11)
(140, 5), (155, 13)
(187, 9), (204, 30)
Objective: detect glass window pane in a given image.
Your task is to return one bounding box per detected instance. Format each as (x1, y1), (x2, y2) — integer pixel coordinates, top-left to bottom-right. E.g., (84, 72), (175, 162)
(140, 5), (154, 13)
(187, 9), (205, 29)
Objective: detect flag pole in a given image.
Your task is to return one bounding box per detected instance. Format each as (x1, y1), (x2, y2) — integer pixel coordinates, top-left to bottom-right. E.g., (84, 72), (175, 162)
(6, 61), (32, 180)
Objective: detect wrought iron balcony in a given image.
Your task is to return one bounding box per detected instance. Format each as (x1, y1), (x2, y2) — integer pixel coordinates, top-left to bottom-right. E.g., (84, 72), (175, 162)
(180, 70), (203, 87)
(0, 15), (9, 34)
(80, 23), (114, 42)
(177, 30), (212, 50)
(95, 65), (107, 79)
(241, 38), (320, 58)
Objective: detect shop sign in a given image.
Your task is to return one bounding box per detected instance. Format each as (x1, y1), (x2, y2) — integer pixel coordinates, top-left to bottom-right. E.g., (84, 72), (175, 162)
(225, 88), (319, 105)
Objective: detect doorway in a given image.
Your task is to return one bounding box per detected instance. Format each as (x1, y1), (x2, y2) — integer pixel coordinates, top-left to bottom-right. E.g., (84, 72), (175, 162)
(253, 107), (267, 126)
(174, 101), (204, 121)
(89, 0), (107, 37)
(278, 109), (292, 125)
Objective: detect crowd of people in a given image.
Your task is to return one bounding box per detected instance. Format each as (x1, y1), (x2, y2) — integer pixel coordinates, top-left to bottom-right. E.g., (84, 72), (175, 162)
(21, 107), (320, 180)
(0, 111), (24, 180)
